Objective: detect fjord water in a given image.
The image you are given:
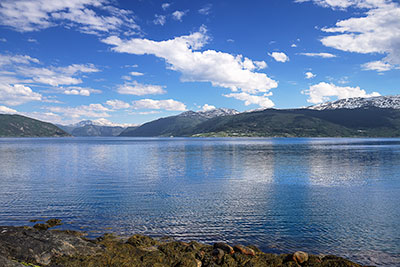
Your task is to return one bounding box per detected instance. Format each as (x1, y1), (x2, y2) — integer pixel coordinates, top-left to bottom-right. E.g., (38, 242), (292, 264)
(0, 138), (399, 266)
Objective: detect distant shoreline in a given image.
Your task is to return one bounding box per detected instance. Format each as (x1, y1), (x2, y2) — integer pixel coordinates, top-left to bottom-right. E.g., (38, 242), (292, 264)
(2, 135), (400, 139)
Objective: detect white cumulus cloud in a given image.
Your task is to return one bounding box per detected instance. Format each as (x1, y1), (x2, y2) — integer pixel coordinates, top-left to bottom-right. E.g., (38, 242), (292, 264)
(153, 14), (166, 26)
(162, 3), (171, 10)
(17, 63), (100, 86)
(106, 99), (130, 109)
(61, 86), (101, 96)
(269, 52), (289, 62)
(254, 61), (268, 70)
(305, 72), (316, 79)
(30, 64), (96, 86)
(299, 52), (336, 58)
(302, 82), (380, 104)
(0, 54), (39, 66)
(0, 0), (140, 35)
(0, 53), (101, 105)
(46, 103), (111, 119)
(64, 89), (90, 96)
(102, 27), (278, 95)
(295, 0), (388, 9)
(0, 105), (17, 114)
(172, 10), (187, 21)
(130, 71), (144, 76)
(362, 60), (395, 72)
(224, 92), (274, 108)
(199, 4), (212, 15)
(59, 64), (100, 75)
(91, 118), (138, 127)
(131, 99), (186, 111)
(0, 83), (42, 106)
(201, 104), (216, 111)
(299, 0), (400, 71)
(117, 81), (166, 96)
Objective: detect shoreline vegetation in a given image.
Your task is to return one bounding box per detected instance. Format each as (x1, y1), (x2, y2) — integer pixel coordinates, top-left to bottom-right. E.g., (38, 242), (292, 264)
(0, 220), (366, 267)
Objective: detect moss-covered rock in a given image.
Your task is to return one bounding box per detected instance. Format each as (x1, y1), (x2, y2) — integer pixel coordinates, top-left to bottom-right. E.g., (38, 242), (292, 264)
(46, 219), (62, 227)
(126, 234), (158, 248)
(32, 223), (50, 230)
(0, 225), (364, 267)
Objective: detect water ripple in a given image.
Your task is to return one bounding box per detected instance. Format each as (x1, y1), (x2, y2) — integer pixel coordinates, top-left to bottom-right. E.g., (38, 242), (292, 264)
(0, 137), (399, 266)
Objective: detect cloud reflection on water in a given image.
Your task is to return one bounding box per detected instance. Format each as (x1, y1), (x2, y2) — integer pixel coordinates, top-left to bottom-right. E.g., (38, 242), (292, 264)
(0, 137), (399, 266)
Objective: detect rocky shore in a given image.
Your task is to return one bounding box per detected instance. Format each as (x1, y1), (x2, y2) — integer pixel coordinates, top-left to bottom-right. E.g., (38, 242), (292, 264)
(0, 220), (367, 267)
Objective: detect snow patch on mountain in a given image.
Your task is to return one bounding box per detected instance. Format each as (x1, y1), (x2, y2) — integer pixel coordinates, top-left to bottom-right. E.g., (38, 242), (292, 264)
(179, 108), (239, 119)
(308, 95), (400, 110)
(69, 118), (137, 128)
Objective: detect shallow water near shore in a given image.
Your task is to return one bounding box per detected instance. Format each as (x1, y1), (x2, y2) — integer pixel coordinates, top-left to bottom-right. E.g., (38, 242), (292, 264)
(0, 137), (399, 266)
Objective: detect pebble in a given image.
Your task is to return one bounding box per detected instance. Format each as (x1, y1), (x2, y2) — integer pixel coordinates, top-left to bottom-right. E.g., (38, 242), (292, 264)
(293, 251), (309, 264)
(233, 244), (255, 256)
(213, 242), (234, 254)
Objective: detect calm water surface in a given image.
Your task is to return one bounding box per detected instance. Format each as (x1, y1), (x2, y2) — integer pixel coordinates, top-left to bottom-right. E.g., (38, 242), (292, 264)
(0, 137), (399, 266)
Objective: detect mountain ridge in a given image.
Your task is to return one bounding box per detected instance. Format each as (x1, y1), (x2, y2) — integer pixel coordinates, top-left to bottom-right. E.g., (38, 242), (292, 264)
(190, 107), (400, 137)
(308, 95), (400, 110)
(178, 108), (239, 119)
(120, 108), (239, 137)
(0, 114), (70, 137)
(119, 97), (400, 138)
(67, 119), (137, 128)
(4, 96), (400, 138)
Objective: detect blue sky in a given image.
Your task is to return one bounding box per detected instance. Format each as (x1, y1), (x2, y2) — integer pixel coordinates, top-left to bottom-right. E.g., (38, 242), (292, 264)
(0, 0), (399, 125)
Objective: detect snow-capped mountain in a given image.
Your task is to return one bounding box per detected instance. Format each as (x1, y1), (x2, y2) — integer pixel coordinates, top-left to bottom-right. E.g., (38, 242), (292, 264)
(69, 119), (137, 128)
(57, 119), (138, 137)
(72, 120), (94, 127)
(179, 108), (239, 119)
(308, 95), (400, 110)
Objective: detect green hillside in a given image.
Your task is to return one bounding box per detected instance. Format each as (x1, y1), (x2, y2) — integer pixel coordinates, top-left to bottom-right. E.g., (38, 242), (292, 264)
(0, 114), (70, 137)
(120, 115), (208, 137)
(192, 108), (400, 137)
(120, 107), (400, 137)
